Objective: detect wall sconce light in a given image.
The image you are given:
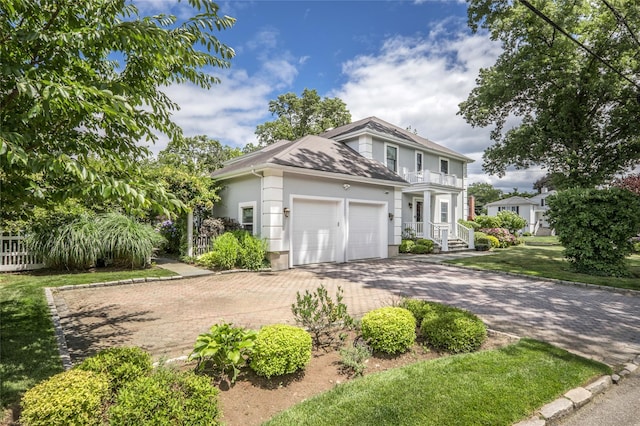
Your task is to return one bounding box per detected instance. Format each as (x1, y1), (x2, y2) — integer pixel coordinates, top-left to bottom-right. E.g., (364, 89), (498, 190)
(343, 183), (351, 190)
(283, 207), (290, 218)
(408, 202), (413, 209)
(388, 213), (394, 221)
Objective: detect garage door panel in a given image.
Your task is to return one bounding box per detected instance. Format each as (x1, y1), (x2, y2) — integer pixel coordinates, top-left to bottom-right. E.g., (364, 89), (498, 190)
(292, 199), (339, 266)
(348, 203), (384, 261)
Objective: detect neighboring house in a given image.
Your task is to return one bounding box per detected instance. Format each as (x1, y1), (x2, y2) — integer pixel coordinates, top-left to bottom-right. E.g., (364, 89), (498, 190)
(211, 116), (475, 270)
(485, 189), (557, 235)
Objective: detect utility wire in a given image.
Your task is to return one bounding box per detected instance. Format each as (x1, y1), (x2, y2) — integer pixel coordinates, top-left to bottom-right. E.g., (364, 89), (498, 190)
(517, 0), (640, 91)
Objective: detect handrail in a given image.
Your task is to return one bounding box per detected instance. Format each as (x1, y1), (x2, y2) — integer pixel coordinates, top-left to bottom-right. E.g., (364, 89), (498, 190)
(456, 223), (475, 250)
(402, 170), (462, 188)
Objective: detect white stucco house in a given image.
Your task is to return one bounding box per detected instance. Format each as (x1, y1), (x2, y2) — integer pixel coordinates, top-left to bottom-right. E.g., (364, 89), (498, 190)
(211, 117), (475, 270)
(485, 189), (557, 235)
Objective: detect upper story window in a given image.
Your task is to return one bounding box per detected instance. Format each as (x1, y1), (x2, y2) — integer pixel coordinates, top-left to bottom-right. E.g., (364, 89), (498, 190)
(440, 158), (449, 174)
(415, 152), (423, 172)
(385, 143), (398, 173)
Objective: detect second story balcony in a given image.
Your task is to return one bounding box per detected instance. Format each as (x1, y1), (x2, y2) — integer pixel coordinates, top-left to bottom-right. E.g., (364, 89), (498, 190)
(402, 170), (462, 188)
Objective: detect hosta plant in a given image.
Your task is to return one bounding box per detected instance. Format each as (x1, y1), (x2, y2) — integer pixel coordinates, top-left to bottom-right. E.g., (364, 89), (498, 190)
(189, 322), (257, 383)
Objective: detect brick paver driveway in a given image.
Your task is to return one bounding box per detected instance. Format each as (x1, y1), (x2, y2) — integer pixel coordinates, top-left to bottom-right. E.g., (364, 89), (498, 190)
(53, 259), (640, 367)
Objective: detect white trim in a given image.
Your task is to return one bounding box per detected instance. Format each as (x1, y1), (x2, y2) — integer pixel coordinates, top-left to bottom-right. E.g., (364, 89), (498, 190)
(238, 201), (257, 235)
(213, 165), (409, 188)
(384, 142), (399, 173)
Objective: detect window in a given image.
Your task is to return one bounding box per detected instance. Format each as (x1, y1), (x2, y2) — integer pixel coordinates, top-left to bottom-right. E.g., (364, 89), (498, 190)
(440, 158), (449, 174)
(415, 152), (423, 173)
(385, 144), (398, 173)
(541, 198), (545, 207)
(238, 201), (256, 234)
(498, 206), (520, 214)
(440, 201), (449, 223)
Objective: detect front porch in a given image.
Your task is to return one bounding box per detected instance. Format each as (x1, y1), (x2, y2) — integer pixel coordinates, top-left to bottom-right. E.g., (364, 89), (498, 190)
(402, 221), (474, 252)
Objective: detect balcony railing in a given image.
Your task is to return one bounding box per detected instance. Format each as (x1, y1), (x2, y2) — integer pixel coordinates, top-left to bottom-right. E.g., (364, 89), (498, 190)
(402, 170), (462, 188)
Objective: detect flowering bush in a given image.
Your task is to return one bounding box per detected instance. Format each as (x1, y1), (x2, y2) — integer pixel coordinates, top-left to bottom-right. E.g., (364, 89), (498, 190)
(156, 219), (181, 254)
(480, 227), (517, 248)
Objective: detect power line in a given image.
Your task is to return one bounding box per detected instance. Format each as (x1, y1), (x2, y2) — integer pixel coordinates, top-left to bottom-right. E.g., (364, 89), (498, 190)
(517, 0), (640, 91)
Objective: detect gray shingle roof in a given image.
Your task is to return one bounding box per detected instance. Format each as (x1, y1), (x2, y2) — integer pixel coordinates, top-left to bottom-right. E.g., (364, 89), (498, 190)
(211, 134), (407, 183)
(321, 116), (474, 162)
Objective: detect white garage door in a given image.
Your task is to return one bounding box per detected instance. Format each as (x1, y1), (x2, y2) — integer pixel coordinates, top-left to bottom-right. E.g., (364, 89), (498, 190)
(348, 202), (385, 261)
(292, 199), (340, 266)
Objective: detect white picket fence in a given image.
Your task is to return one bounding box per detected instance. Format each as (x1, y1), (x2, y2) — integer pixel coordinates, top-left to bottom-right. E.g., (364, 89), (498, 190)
(0, 231), (45, 272)
(193, 235), (212, 257)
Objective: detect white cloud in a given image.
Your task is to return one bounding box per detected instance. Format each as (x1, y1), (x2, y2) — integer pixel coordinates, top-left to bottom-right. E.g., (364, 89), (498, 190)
(333, 28), (543, 191)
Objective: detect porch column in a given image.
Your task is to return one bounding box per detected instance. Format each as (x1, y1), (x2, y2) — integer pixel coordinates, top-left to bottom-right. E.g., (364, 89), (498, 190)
(450, 192), (457, 237)
(423, 190), (431, 239)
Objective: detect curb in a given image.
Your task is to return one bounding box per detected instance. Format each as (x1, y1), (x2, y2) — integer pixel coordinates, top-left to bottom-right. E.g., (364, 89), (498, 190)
(513, 355), (640, 425)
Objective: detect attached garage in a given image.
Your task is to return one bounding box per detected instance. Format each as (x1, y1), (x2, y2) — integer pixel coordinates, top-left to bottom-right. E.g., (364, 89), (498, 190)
(290, 197), (387, 266)
(347, 202), (386, 261)
(291, 198), (341, 266)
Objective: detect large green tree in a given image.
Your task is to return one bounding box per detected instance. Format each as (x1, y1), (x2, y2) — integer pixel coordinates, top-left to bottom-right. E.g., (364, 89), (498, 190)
(459, 0), (640, 189)
(467, 182), (503, 215)
(158, 135), (242, 175)
(248, 88), (351, 152)
(0, 0), (235, 221)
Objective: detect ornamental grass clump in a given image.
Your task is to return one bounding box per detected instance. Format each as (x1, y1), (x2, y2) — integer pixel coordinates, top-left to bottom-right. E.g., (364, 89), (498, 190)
(98, 213), (165, 268)
(250, 324), (312, 378)
(360, 307), (416, 354)
(21, 369), (110, 426)
(26, 213), (101, 270)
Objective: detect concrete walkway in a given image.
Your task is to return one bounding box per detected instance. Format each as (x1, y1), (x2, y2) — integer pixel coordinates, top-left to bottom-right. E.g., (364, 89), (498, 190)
(154, 257), (213, 277)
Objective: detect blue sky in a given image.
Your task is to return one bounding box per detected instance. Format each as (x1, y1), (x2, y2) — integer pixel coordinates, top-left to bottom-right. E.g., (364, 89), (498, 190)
(133, 0), (543, 192)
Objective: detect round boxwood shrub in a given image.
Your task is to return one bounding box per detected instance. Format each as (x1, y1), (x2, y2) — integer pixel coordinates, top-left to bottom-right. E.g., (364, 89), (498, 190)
(485, 235), (500, 249)
(76, 346), (152, 392)
(250, 324), (312, 378)
(399, 299), (449, 328)
(21, 369), (110, 426)
(411, 243), (433, 254)
(108, 368), (220, 425)
(399, 239), (415, 253)
(361, 307), (416, 354)
(421, 309), (487, 354)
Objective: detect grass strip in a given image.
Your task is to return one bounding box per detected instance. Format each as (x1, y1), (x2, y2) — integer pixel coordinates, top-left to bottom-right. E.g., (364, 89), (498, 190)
(0, 267), (175, 409)
(448, 244), (640, 291)
(265, 339), (610, 426)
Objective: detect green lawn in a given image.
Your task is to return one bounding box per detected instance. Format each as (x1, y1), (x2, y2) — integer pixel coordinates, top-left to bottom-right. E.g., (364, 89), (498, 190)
(0, 267), (175, 409)
(449, 242), (640, 291)
(265, 339), (610, 426)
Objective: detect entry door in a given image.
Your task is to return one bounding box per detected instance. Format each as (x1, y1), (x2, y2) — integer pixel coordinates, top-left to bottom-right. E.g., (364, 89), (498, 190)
(291, 199), (340, 266)
(415, 200), (423, 222)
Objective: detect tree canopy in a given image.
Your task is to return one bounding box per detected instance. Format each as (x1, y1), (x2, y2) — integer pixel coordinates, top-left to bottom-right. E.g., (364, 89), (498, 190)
(459, 0), (640, 189)
(0, 0), (235, 222)
(248, 88), (351, 152)
(467, 182), (503, 215)
(158, 135), (242, 175)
